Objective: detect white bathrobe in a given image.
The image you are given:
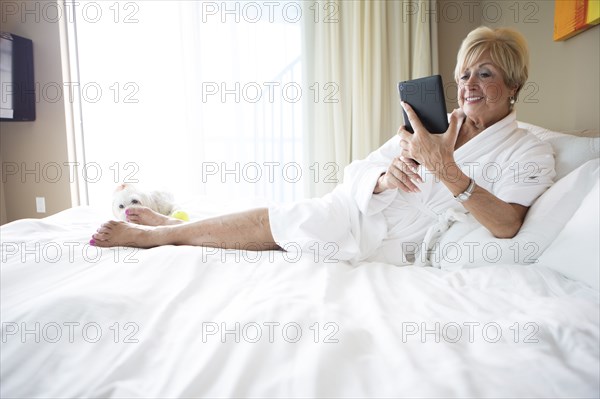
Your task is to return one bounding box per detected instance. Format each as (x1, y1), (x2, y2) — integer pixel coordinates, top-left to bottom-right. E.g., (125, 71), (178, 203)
(269, 112), (556, 265)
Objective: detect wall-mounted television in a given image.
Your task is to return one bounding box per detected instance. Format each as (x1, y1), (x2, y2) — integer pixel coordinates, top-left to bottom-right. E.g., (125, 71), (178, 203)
(0, 32), (35, 121)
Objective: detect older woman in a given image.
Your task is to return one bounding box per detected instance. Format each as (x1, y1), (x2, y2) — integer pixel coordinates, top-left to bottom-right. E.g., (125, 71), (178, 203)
(91, 26), (555, 265)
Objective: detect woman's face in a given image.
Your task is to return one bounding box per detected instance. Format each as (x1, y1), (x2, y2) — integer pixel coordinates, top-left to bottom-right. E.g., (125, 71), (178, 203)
(457, 51), (517, 129)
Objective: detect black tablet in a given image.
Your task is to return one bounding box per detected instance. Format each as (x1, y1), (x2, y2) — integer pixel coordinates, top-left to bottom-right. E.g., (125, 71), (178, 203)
(398, 75), (449, 134)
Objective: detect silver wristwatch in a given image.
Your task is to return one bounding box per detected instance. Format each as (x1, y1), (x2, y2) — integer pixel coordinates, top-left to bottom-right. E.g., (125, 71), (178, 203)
(455, 178), (475, 203)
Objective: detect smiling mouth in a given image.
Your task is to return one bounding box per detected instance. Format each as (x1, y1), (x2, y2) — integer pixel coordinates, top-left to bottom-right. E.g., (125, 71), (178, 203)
(465, 96), (484, 102)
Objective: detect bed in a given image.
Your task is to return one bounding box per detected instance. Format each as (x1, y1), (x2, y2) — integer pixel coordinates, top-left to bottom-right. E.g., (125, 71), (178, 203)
(1, 123), (599, 398)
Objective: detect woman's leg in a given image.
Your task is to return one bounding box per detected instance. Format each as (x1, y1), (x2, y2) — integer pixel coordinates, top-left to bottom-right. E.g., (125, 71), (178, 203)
(91, 208), (280, 250)
(124, 207), (184, 226)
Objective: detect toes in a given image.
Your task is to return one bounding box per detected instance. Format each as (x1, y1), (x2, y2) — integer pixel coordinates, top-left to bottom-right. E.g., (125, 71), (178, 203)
(97, 223), (115, 234)
(125, 208), (149, 224)
(100, 220), (122, 229)
(91, 220), (126, 246)
(92, 229), (112, 237)
(91, 238), (110, 248)
(127, 215), (141, 224)
(89, 238), (107, 247)
(126, 206), (148, 216)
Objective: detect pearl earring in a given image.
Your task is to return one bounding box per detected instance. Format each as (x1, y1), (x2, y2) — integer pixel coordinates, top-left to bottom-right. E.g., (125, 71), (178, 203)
(509, 96), (516, 105)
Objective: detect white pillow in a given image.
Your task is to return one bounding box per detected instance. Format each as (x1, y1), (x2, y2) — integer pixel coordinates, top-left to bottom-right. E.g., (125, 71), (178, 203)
(434, 159), (600, 270)
(537, 179), (599, 289)
(518, 121), (600, 180)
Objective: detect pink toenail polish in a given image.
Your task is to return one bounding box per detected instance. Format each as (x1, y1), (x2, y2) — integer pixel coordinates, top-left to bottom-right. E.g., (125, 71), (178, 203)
(89, 239), (96, 246)
(125, 209), (130, 215)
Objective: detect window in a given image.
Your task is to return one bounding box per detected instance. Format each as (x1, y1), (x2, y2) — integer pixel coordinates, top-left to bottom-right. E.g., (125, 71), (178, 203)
(71, 1), (304, 208)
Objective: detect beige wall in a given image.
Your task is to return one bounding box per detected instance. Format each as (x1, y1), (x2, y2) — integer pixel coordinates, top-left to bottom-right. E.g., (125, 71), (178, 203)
(437, 0), (600, 132)
(0, 0), (72, 223)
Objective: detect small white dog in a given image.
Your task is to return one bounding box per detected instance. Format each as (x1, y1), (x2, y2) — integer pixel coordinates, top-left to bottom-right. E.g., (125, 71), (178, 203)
(112, 183), (175, 221)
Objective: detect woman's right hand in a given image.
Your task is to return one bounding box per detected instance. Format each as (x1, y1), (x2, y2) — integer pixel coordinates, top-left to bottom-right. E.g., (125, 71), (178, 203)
(374, 156), (423, 194)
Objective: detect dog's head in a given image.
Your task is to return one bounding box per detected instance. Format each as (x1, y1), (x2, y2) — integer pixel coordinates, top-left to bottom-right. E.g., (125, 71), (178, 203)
(112, 183), (153, 221)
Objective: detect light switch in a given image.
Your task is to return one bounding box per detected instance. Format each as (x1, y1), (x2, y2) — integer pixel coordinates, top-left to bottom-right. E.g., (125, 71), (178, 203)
(36, 197), (46, 213)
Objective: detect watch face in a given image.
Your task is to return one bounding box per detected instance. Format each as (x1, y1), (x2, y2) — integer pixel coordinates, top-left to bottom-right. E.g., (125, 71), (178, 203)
(457, 193), (469, 202)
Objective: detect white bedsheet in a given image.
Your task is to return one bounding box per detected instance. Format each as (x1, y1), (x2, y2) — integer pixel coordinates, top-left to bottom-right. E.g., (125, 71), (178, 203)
(1, 206), (599, 398)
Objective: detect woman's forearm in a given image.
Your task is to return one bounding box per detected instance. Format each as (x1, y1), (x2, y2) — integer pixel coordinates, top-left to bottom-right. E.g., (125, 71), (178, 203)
(439, 164), (528, 239)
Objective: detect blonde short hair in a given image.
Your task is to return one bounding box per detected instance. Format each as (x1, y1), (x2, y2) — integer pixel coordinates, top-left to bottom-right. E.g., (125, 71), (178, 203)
(454, 26), (529, 99)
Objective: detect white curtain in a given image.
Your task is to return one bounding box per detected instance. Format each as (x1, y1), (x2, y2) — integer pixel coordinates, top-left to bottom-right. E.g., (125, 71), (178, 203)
(301, 0), (437, 197)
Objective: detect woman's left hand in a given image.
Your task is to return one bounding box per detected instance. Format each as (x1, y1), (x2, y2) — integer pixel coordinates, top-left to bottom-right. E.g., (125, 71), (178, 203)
(397, 102), (465, 176)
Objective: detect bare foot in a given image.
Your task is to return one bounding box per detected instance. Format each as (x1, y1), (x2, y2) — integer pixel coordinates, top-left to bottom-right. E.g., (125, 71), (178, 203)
(125, 206), (183, 226)
(91, 220), (167, 248)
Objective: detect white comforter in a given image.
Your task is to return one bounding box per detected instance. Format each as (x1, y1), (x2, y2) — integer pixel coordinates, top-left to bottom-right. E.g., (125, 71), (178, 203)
(1, 206), (599, 398)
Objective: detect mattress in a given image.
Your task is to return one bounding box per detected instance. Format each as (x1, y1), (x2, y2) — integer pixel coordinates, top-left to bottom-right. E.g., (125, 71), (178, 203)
(1, 205), (598, 398)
